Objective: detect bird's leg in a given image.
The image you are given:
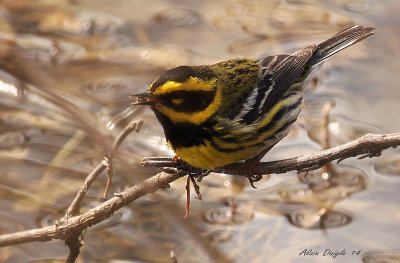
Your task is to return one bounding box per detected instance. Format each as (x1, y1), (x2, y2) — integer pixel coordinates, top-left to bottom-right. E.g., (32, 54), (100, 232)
(184, 175), (191, 219)
(189, 173), (203, 202)
(241, 142), (278, 188)
(183, 167), (209, 218)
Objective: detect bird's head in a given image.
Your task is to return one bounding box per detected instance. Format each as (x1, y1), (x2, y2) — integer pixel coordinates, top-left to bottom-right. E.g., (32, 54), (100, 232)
(131, 65), (221, 125)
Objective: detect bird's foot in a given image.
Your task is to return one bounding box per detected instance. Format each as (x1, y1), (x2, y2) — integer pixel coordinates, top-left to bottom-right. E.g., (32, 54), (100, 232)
(241, 158), (263, 188)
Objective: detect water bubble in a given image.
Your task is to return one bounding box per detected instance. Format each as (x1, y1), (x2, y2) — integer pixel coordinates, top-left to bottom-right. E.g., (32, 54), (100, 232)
(287, 208), (352, 229)
(203, 205), (254, 225)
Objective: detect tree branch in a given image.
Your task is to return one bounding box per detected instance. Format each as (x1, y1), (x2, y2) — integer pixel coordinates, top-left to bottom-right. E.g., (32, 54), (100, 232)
(142, 133), (400, 175)
(0, 170), (185, 247)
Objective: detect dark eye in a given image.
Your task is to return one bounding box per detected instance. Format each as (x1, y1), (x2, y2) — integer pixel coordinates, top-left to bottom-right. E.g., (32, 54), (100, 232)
(163, 90), (215, 113)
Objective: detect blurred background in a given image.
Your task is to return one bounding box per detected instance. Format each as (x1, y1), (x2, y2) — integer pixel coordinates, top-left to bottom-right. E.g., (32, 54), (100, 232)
(0, 0), (399, 262)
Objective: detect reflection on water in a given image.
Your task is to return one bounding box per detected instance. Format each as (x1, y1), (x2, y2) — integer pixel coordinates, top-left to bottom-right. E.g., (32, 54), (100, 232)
(0, 0), (399, 262)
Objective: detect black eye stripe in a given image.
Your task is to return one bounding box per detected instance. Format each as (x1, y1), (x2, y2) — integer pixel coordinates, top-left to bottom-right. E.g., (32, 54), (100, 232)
(160, 90), (216, 113)
(164, 90), (214, 99)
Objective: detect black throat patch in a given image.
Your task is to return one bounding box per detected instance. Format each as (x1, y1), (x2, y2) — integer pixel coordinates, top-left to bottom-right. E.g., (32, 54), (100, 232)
(152, 107), (212, 149)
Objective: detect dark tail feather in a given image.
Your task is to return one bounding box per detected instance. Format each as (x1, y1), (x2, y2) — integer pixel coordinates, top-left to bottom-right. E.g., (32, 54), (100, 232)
(308, 25), (376, 66)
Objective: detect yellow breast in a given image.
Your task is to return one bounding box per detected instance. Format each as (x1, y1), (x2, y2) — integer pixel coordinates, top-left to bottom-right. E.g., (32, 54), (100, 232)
(174, 139), (265, 169)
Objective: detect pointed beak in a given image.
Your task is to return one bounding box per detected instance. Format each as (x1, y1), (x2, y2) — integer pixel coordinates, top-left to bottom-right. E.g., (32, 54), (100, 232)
(130, 92), (157, 105)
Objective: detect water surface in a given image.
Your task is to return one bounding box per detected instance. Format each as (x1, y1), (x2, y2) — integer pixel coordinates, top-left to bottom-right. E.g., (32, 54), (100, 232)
(0, 0), (399, 262)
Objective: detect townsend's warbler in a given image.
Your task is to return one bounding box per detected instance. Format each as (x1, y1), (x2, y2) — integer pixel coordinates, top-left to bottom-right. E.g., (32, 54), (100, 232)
(133, 25), (375, 185)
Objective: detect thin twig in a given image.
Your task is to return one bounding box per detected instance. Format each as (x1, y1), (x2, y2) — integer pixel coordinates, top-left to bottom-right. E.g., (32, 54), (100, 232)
(104, 156), (113, 199)
(63, 119), (144, 220)
(63, 162), (107, 220)
(109, 119), (144, 160)
(62, 119), (143, 262)
(141, 133), (400, 175)
(104, 119), (144, 198)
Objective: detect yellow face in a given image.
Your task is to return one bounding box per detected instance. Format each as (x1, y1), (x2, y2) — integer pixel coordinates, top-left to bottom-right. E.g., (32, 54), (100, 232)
(150, 75), (221, 125)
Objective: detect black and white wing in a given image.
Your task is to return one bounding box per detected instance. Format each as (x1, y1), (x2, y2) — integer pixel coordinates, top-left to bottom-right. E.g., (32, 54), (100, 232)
(239, 45), (317, 125)
(235, 25), (375, 125)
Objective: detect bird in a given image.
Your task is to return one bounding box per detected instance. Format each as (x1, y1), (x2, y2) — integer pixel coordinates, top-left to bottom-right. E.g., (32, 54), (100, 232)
(132, 25), (375, 187)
